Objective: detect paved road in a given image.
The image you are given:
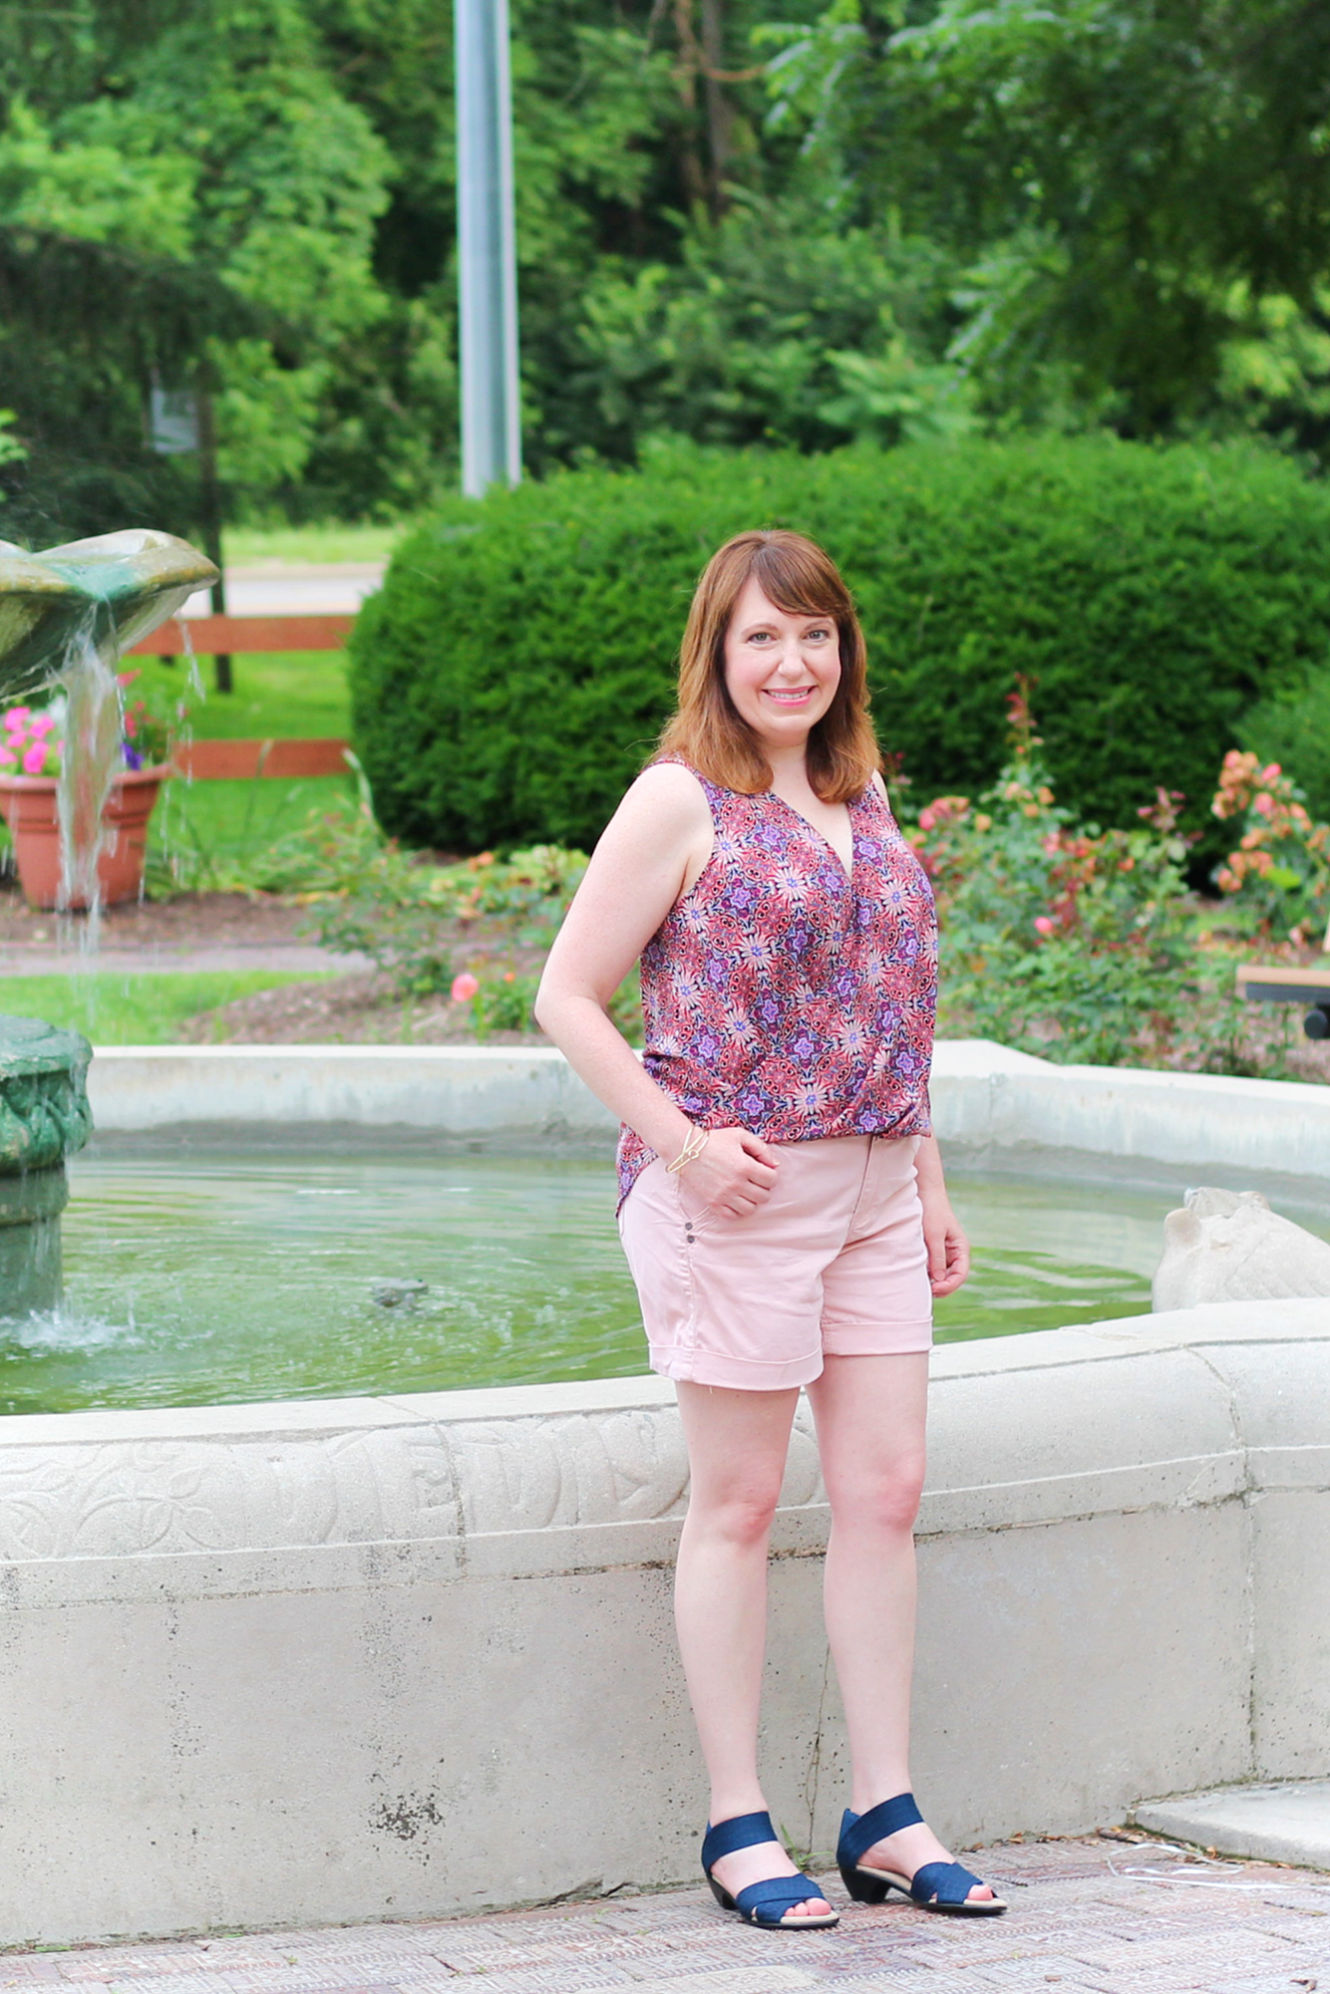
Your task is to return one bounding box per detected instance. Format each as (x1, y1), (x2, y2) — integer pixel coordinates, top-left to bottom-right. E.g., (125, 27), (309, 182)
(3, 1837), (1327, 1994)
(181, 563), (385, 618)
(0, 942), (373, 977)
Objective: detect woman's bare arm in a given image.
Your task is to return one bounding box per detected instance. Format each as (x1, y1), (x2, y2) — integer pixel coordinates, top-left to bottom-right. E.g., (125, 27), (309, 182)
(535, 764), (779, 1210)
(534, 763), (710, 1162)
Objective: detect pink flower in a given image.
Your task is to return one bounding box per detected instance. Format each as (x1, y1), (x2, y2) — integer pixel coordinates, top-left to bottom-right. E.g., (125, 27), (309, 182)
(1253, 792), (1274, 817)
(918, 808), (935, 831)
(21, 744), (47, 774)
(0, 747), (14, 768)
(29, 712), (54, 736)
(3, 706), (29, 731)
(1260, 763), (1281, 783)
(1033, 915), (1056, 936)
(450, 972), (480, 1003)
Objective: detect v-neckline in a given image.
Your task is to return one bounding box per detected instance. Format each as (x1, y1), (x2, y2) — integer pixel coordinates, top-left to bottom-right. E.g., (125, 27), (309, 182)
(767, 789), (857, 885)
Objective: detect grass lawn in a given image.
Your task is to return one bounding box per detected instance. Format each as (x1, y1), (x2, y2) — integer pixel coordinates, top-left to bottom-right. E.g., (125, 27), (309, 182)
(222, 522), (411, 565)
(0, 972), (334, 1044)
(128, 650), (351, 740)
(147, 773), (359, 889)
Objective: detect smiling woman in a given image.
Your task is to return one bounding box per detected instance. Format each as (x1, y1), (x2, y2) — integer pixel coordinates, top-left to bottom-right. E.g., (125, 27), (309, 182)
(535, 529), (1003, 1930)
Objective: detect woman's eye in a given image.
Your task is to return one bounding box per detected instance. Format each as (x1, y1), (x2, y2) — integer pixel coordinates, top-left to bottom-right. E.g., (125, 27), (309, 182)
(805, 627), (831, 642)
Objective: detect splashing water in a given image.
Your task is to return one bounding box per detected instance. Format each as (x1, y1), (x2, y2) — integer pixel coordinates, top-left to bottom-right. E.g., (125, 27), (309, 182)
(55, 614), (124, 948)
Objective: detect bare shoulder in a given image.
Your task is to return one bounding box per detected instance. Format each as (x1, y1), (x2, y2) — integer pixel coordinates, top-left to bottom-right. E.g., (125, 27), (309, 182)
(604, 760), (711, 849)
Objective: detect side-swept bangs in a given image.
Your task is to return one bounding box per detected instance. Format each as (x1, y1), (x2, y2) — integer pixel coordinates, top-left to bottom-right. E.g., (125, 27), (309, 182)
(653, 529), (880, 801)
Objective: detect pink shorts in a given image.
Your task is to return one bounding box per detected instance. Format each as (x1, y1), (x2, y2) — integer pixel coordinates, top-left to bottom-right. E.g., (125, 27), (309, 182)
(617, 1134), (932, 1390)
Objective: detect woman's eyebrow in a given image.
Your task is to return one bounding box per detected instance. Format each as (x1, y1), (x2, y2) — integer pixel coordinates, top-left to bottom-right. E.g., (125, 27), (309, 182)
(739, 610), (833, 634)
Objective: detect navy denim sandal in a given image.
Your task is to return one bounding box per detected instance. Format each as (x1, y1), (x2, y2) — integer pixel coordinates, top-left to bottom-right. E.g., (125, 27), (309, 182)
(837, 1792), (1007, 1915)
(702, 1811), (839, 1930)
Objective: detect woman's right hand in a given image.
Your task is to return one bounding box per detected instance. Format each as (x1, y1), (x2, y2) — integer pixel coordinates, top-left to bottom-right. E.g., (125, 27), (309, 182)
(675, 1125), (779, 1219)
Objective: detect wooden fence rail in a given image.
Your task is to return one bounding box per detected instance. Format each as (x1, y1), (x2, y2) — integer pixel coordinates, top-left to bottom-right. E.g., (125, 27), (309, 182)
(127, 612), (354, 781)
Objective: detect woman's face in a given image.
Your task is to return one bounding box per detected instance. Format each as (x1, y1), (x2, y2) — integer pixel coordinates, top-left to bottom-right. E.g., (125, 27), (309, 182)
(722, 573), (841, 752)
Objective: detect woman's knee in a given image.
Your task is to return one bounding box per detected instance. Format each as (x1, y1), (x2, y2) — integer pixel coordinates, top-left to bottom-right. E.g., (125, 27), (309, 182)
(827, 1454), (926, 1534)
(687, 1471), (785, 1547)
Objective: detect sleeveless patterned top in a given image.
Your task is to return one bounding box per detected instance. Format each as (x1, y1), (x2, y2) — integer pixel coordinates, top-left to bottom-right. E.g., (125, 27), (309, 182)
(616, 764), (938, 1207)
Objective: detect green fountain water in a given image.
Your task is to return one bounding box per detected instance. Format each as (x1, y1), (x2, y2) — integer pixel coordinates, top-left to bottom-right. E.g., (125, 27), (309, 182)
(0, 530), (217, 1314)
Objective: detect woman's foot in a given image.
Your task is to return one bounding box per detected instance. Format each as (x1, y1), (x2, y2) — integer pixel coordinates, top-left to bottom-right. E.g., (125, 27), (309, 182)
(853, 1817), (996, 1907)
(709, 1834), (834, 1923)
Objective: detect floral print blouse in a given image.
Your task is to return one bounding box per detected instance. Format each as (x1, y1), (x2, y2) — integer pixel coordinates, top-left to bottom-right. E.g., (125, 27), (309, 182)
(616, 763), (938, 1207)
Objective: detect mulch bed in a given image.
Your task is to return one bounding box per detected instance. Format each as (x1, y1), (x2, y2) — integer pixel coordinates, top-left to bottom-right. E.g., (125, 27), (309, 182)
(177, 968), (544, 1046)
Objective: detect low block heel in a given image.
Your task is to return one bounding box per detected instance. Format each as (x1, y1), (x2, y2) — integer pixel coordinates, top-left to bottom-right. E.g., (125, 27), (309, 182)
(838, 1860), (890, 1905)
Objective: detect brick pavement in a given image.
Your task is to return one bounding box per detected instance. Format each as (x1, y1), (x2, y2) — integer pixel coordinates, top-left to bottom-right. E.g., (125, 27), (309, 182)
(4, 1837), (1329, 1994)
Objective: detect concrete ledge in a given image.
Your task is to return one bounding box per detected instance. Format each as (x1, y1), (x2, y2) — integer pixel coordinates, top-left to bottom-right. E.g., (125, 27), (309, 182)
(1134, 1779), (1330, 1868)
(1, 1298), (1326, 1943)
(87, 1042), (1330, 1191)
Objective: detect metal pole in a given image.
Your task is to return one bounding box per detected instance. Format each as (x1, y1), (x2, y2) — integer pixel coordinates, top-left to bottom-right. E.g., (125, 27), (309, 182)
(456, 0), (521, 496)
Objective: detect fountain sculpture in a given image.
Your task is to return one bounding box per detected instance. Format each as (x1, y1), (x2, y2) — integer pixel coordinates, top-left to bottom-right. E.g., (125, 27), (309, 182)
(0, 530), (218, 1315)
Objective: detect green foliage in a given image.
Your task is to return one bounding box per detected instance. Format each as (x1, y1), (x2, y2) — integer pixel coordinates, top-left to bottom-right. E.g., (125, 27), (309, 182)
(350, 436), (1330, 853)
(0, 410), (26, 467)
(306, 832), (590, 999)
(8, 0), (1330, 521)
(768, 0), (1330, 444)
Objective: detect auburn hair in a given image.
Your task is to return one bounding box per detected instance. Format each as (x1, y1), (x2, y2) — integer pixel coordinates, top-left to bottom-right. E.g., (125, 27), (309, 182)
(653, 530), (880, 801)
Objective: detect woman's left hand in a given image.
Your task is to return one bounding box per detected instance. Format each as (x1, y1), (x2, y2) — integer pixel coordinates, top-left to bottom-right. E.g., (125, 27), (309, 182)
(920, 1190), (970, 1297)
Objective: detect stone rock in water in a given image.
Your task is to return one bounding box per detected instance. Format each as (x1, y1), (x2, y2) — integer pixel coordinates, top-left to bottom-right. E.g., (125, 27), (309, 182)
(370, 1278), (428, 1310)
(1153, 1187), (1330, 1309)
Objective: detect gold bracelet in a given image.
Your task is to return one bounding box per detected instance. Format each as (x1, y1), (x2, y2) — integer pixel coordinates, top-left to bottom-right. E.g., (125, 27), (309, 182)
(665, 1125), (710, 1175)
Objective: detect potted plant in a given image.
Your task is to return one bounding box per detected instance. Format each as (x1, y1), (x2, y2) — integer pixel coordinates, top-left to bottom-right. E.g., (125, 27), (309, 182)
(0, 676), (181, 909)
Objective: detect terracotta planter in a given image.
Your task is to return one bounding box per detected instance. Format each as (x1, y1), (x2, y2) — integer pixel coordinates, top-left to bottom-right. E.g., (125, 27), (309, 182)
(0, 765), (170, 910)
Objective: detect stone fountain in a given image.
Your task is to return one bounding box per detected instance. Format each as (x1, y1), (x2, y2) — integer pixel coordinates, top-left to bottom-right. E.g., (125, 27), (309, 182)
(0, 530), (217, 1316)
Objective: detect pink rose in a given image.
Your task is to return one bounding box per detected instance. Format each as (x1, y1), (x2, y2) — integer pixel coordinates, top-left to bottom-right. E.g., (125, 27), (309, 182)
(450, 972), (480, 1003)
(1033, 915), (1056, 936)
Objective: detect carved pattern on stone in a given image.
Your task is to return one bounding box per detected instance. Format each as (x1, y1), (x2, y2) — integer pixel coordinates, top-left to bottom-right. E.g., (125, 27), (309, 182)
(0, 1398), (825, 1563)
(0, 1062), (92, 1175)
(0, 1425), (462, 1561)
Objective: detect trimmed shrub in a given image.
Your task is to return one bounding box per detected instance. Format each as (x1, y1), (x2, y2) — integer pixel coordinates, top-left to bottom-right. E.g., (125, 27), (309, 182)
(349, 437), (1330, 852)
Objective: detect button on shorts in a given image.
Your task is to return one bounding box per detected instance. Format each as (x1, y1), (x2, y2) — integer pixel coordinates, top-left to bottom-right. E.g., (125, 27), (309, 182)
(617, 1133), (932, 1390)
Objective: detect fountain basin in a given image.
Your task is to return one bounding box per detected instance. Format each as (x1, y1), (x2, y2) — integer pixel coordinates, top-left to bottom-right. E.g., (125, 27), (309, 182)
(0, 1041), (1325, 1944)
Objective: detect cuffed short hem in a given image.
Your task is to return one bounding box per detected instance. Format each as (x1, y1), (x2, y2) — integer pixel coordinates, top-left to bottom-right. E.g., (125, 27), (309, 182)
(648, 1343), (825, 1392)
(821, 1316), (934, 1357)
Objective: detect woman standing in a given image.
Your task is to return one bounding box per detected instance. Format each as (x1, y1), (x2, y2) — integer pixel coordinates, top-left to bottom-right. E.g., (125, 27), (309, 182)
(535, 530), (1005, 1930)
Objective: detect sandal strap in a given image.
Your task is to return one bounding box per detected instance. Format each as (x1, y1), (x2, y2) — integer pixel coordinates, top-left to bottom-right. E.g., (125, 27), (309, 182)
(734, 1873), (827, 1924)
(910, 1859), (986, 1906)
(702, 1810), (779, 1870)
(837, 1791), (923, 1868)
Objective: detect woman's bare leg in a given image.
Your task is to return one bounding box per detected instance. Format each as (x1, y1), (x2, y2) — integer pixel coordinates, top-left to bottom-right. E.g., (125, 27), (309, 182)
(806, 1352), (994, 1902)
(674, 1380), (832, 1918)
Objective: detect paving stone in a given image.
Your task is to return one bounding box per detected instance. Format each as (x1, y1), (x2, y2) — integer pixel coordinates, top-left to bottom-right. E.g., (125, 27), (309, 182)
(13, 1838), (1330, 1994)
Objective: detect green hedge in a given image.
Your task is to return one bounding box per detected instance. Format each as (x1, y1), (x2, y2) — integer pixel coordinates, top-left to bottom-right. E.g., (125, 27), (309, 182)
(350, 438), (1330, 853)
